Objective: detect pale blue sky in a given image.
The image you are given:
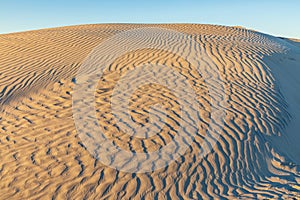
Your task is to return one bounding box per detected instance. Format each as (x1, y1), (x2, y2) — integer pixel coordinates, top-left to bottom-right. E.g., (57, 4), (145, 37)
(0, 0), (299, 38)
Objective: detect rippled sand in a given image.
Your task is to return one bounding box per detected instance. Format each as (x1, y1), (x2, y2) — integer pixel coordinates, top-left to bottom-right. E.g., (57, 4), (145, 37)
(0, 24), (299, 199)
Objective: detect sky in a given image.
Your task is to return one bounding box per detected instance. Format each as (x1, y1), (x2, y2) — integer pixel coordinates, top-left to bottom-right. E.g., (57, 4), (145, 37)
(0, 0), (299, 38)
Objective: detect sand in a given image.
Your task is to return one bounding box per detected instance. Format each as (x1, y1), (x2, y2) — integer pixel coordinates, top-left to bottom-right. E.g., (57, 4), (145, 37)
(0, 24), (299, 199)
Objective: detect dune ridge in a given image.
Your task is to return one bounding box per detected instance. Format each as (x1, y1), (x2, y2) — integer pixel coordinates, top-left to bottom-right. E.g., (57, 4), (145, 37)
(0, 24), (299, 199)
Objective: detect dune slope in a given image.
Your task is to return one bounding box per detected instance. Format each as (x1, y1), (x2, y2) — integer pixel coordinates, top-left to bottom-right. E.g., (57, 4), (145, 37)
(0, 24), (299, 199)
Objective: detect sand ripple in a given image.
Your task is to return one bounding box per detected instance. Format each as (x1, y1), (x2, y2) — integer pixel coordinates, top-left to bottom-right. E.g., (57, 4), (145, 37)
(0, 24), (299, 199)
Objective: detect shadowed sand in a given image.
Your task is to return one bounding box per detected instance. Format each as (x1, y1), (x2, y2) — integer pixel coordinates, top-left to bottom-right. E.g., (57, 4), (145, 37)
(0, 24), (299, 199)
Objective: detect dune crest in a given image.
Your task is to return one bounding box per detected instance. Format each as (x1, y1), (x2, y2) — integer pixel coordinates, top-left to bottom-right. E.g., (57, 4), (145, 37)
(0, 24), (299, 199)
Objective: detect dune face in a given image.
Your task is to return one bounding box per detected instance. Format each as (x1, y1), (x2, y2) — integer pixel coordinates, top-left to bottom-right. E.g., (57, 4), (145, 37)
(0, 24), (299, 199)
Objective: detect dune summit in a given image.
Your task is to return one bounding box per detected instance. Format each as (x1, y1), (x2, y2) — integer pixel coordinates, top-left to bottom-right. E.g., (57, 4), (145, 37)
(0, 24), (299, 199)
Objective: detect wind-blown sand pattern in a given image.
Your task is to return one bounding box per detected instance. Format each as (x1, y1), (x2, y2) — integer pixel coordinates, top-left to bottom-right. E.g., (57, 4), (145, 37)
(0, 24), (299, 199)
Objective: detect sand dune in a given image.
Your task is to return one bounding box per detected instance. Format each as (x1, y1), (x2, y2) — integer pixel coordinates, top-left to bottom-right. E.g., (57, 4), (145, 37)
(0, 24), (299, 199)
